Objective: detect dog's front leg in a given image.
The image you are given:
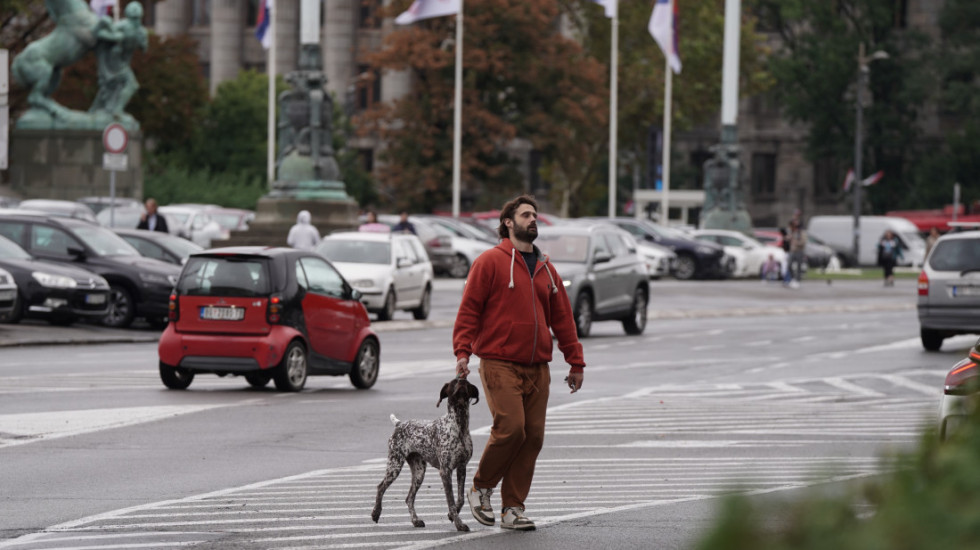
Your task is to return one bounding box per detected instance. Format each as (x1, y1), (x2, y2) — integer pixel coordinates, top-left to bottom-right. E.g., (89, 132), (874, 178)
(440, 467), (469, 532)
(454, 466), (467, 515)
(406, 455), (427, 528)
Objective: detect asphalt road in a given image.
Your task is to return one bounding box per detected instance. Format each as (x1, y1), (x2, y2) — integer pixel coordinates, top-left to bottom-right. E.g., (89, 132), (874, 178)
(0, 277), (966, 549)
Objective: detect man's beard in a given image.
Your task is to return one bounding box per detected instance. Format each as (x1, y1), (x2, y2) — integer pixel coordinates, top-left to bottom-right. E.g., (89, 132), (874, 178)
(513, 223), (538, 243)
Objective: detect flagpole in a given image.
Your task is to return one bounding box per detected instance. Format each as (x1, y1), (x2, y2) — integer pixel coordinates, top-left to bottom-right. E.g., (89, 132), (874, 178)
(661, 56), (672, 224)
(607, 2), (618, 218)
(267, 1), (277, 188)
(451, 5), (464, 218)
(113, 0), (119, 21)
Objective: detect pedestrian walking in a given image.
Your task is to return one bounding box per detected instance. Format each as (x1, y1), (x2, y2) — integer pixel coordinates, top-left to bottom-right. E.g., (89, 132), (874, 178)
(877, 229), (904, 287)
(286, 210), (321, 251)
(784, 219), (807, 285)
(925, 227), (941, 259)
(137, 198), (169, 233)
(453, 194), (585, 531)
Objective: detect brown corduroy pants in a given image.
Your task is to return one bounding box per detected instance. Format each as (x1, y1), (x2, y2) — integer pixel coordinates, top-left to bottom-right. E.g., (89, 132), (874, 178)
(472, 358), (551, 510)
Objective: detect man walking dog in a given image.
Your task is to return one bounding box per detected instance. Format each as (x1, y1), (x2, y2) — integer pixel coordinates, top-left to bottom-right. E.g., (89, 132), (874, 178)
(453, 194), (585, 531)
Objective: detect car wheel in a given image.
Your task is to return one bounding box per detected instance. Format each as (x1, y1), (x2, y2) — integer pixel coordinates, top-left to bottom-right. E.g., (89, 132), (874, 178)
(159, 361), (194, 390)
(102, 285), (136, 328)
(622, 287), (648, 336)
(377, 288), (396, 321)
(245, 372), (272, 388)
(412, 286), (431, 320)
(3, 290), (24, 324)
(574, 292), (593, 338)
(673, 254), (697, 280)
(921, 328), (944, 352)
(448, 254), (470, 278)
(274, 341), (308, 392)
(350, 338), (380, 389)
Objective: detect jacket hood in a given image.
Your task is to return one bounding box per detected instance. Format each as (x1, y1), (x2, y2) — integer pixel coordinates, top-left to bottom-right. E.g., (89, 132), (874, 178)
(296, 210), (312, 225)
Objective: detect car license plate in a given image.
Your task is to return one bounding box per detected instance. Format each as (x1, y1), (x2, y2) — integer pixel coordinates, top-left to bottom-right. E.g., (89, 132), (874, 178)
(0, 289), (13, 301)
(85, 293), (107, 305)
(200, 306), (245, 321)
(953, 286), (980, 297)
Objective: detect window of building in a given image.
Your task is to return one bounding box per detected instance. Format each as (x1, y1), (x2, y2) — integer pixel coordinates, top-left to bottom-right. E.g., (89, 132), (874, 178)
(356, 66), (381, 111)
(813, 156), (842, 199)
(191, 0), (211, 26)
(247, 0), (259, 27)
(359, 0), (382, 29)
(751, 153), (777, 198)
(358, 148), (374, 173)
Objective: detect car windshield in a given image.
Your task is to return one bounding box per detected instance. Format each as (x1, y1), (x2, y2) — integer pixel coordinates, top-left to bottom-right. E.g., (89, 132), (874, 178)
(160, 236), (203, 258)
(163, 210), (190, 225)
(72, 225), (140, 256)
(929, 240), (980, 272)
(97, 208), (143, 229)
(0, 235), (30, 259)
(211, 213), (243, 230)
(901, 231), (926, 249)
(318, 240), (390, 264)
(536, 234), (590, 263)
(178, 256), (271, 297)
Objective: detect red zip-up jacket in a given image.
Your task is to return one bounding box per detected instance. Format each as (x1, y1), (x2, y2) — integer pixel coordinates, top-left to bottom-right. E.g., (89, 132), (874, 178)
(453, 239), (585, 372)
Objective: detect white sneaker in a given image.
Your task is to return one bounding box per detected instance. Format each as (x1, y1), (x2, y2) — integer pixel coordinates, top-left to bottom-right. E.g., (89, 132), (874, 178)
(501, 507), (536, 531)
(468, 486), (494, 526)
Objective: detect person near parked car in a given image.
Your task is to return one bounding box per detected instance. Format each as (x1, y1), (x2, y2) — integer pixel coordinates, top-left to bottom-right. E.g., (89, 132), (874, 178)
(877, 229), (904, 287)
(391, 211), (416, 235)
(286, 210), (321, 251)
(359, 210), (389, 233)
(760, 253), (781, 282)
(453, 194), (585, 531)
(137, 198), (169, 233)
(926, 226), (941, 258)
(784, 219), (807, 285)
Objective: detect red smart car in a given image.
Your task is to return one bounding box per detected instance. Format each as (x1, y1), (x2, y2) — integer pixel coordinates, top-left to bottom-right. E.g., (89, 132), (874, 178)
(158, 247), (380, 391)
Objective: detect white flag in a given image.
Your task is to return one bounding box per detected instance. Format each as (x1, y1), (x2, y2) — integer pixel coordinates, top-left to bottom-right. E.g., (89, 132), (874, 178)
(592, 0), (616, 18)
(89, 0), (115, 17)
(649, 0), (682, 74)
(395, 0), (461, 25)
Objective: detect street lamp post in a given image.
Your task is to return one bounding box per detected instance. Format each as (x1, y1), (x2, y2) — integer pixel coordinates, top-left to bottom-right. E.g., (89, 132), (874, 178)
(852, 43), (889, 264)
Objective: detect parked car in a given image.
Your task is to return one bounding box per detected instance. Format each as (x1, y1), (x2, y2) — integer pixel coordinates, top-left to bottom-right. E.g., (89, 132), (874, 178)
(535, 224), (649, 337)
(114, 228), (204, 266)
(316, 231), (434, 321)
(18, 199), (97, 223)
(0, 213), (181, 328)
(424, 215), (498, 244)
(807, 215), (926, 267)
(938, 341), (980, 440)
(158, 247), (380, 391)
(693, 229), (788, 279)
(206, 207), (255, 233)
(917, 229), (980, 351)
(0, 266), (16, 318)
(159, 205), (228, 248)
(754, 228), (836, 269)
(0, 234), (110, 325)
(76, 196), (142, 216)
(587, 217), (727, 280)
(377, 214), (457, 277)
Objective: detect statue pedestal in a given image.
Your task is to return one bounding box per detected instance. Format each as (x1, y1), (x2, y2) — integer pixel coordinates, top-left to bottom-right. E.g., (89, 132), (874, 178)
(222, 181), (359, 247)
(6, 129), (143, 200)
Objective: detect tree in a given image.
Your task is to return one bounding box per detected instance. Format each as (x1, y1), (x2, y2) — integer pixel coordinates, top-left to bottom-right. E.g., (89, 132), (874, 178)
(754, 0), (934, 213)
(360, 0), (608, 213)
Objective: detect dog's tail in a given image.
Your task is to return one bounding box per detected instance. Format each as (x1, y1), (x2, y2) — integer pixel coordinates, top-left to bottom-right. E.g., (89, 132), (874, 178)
(390, 414), (400, 426)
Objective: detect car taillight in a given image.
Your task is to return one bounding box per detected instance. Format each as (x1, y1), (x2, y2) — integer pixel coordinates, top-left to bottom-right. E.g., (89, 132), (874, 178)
(267, 295), (282, 324)
(917, 270), (929, 296)
(168, 293), (179, 322)
(945, 359), (979, 395)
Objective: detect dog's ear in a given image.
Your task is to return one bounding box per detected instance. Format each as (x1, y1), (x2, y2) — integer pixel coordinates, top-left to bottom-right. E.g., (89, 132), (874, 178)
(437, 382), (450, 407)
(467, 380), (479, 405)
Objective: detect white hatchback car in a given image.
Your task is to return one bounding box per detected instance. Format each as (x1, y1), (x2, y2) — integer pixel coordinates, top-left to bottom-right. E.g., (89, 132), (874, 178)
(316, 231), (434, 321)
(692, 229), (788, 278)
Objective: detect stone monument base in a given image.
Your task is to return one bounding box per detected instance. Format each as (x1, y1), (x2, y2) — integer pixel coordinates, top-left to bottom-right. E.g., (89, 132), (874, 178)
(222, 194), (360, 248)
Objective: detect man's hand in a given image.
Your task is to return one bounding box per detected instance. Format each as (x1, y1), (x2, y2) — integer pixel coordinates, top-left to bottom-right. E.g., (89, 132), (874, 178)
(455, 357), (470, 379)
(566, 371), (583, 394)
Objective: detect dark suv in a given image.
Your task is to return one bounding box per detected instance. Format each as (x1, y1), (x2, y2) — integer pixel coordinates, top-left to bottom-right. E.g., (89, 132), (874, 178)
(0, 213), (181, 328)
(587, 217), (728, 280)
(159, 247), (380, 391)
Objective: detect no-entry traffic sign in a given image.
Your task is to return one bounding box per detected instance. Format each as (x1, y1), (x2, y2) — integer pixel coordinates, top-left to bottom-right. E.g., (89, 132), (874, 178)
(102, 123), (128, 154)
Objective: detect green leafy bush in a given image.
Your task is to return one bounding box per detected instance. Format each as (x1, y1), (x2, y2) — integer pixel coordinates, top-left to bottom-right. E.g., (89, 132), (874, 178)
(144, 165), (266, 210)
(696, 408), (980, 550)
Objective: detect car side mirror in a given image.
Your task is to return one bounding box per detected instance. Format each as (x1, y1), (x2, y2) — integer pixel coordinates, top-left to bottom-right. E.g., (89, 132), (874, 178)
(67, 246), (86, 260)
(593, 252), (612, 264)
(397, 257), (412, 268)
(349, 288), (363, 301)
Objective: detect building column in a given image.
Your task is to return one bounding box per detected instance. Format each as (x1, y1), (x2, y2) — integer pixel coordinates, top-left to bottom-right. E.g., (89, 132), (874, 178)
(210, 0), (244, 94)
(274, 0), (300, 75)
(153, 0), (188, 37)
(324, 0), (356, 100)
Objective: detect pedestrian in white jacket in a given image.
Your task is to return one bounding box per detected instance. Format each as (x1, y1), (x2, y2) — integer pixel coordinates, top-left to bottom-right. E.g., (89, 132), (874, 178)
(287, 210), (321, 251)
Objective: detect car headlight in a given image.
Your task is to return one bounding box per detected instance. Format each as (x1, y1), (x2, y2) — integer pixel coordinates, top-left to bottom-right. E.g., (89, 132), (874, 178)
(696, 246), (715, 255)
(139, 272), (174, 287)
(562, 279), (571, 287)
(32, 271), (77, 288)
(350, 279), (377, 289)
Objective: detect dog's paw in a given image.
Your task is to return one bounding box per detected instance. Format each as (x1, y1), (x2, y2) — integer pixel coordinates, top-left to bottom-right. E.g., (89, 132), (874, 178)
(412, 518), (426, 528)
(455, 521), (470, 532)
(371, 508), (381, 523)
